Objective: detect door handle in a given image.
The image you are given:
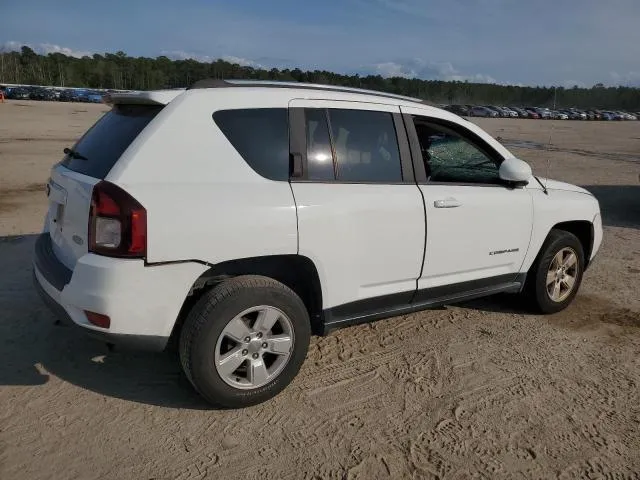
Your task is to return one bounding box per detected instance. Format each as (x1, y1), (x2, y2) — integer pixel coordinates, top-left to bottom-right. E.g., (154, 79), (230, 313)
(434, 198), (461, 208)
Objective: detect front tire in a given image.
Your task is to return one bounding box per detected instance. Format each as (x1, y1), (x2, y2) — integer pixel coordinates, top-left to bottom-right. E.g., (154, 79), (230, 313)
(525, 229), (585, 314)
(179, 275), (311, 408)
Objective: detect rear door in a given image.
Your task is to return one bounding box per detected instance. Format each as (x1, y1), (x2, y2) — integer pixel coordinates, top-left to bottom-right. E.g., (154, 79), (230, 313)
(45, 104), (163, 270)
(288, 99), (425, 320)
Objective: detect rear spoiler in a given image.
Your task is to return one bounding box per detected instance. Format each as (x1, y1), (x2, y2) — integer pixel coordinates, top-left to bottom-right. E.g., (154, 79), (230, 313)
(103, 89), (185, 106)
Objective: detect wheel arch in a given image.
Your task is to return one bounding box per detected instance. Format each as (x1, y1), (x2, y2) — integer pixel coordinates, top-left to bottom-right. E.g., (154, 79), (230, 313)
(524, 219), (594, 280)
(550, 220), (594, 267)
(170, 254), (324, 342)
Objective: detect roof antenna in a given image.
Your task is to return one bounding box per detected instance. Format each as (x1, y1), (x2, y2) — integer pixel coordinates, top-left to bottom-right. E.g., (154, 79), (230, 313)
(543, 86), (558, 193)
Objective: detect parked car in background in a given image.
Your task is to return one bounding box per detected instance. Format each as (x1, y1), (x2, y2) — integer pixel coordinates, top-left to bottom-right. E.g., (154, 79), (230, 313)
(58, 89), (77, 102)
(524, 108), (540, 119)
(485, 106), (506, 117)
(494, 106), (509, 117)
(501, 107), (519, 117)
(42, 89), (57, 101)
(470, 106), (498, 117)
(7, 87), (30, 100)
(444, 104), (470, 116)
(511, 107), (530, 118)
(559, 109), (582, 120)
(534, 108), (552, 119)
(551, 111), (569, 120)
(606, 111), (624, 120)
(497, 106), (513, 117)
(28, 88), (45, 100)
(569, 109), (587, 120)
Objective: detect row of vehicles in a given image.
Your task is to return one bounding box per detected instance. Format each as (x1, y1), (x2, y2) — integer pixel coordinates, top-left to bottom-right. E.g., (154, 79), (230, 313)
(1, 86), (104, 103)
(444, 104), (639, 121)
(3, 84), (637, 121)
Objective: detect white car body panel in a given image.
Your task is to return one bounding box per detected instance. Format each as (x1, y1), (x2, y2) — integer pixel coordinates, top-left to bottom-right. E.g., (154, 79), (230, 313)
(107, 90), (299, 264)
(418, 184), (533, 288)
(523, 182), (601, 270)
(46, 165), (99, 270)
(36, 253), (207, 337)
(291, 182), (425, 308)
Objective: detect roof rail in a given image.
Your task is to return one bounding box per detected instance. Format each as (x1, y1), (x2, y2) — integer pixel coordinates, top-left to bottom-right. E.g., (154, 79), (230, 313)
(188, 79), (427, 104)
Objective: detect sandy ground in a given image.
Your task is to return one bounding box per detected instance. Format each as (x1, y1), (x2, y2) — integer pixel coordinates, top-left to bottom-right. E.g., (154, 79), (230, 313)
(0, 100), (639, 479)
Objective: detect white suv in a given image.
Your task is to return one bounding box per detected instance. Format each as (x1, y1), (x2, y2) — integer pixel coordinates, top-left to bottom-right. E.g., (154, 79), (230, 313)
(34, 80), (602, 408)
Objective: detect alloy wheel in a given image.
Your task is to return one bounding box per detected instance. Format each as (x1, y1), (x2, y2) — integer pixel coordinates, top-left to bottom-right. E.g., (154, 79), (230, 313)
(214, 306), (294, 389)
(546, 247), (579, 302)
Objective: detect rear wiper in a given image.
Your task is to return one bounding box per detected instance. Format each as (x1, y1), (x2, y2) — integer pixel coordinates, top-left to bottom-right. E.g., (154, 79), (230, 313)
(63, 147), (88, 161)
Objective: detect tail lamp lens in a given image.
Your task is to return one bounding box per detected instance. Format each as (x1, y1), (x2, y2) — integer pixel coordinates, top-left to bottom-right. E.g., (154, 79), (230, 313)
(89, 181), (147, 258)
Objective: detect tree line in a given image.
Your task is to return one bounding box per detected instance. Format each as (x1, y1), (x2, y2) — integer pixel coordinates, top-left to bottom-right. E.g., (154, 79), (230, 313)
(1, 46), (639, 110)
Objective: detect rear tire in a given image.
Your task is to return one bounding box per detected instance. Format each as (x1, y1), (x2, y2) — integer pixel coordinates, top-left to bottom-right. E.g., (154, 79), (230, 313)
(525, 229), (585, 314)
(179, 275), (311, 408)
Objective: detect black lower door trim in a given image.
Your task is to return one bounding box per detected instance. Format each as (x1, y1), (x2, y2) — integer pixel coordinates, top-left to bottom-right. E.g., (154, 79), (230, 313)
(411, 274), (517, 303)
(322, 290), (414, 327)
(322, 273), (525, 334)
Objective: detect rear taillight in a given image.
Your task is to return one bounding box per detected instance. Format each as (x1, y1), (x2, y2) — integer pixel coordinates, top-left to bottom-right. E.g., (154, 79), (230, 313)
(89, 181), (147, 258)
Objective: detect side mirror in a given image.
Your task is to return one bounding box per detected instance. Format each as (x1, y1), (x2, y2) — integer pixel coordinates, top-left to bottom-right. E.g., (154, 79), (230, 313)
(499, 157), (532, 186)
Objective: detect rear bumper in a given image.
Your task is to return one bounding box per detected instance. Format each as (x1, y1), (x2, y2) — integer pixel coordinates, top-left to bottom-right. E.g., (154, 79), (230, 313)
(33, 270), (168, 350)
(33, 233), (207, 351)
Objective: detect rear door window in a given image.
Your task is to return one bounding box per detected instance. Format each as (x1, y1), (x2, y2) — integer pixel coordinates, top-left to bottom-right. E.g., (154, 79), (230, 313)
(300, 108), (404, 183)
(213, 108), (290, 181)
(327, 109), (402, 183)
(61, 104), (162, 179)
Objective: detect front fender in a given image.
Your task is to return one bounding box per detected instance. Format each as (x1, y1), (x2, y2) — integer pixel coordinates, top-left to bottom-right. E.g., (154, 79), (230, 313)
(521, 189), (600, 272)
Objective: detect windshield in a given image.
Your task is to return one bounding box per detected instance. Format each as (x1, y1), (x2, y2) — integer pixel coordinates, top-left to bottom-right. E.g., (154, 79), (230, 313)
(60, 104), (162, 179)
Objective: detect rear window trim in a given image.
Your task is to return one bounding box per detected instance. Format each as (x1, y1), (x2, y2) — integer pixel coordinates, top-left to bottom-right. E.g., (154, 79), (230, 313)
(60, 104), (163, 180)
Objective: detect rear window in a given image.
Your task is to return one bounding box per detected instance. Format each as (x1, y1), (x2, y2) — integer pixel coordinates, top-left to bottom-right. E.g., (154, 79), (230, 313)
(213, 108), (289, 181)
(61, 104), (162, 178)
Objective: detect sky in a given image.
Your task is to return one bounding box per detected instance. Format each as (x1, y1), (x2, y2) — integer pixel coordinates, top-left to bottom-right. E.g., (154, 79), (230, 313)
(1, 0), (639, 87)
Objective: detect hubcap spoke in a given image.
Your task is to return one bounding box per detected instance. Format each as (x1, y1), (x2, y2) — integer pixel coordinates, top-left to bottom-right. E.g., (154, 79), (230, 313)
(267, 334), (293, 355)
(223, 317), (252, 343)
(217, 347), (245, 376)
(564, 254), (577, 270)
(254, 308), (281, 333)
(248, 358), (269, 385)
(563, 275), (576, 290)
(552, 281), (561, 300)
(546, 270), (556, 286)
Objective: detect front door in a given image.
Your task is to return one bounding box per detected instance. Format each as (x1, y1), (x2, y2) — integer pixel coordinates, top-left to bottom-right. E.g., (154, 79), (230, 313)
(401, 107), (533, 293)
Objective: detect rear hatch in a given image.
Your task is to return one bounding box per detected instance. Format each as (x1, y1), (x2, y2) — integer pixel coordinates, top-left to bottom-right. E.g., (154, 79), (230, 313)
(46, 103), (163, 270)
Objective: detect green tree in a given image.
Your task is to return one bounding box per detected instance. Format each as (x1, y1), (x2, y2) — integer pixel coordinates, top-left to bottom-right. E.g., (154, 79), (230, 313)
(0, 45), (638, 110)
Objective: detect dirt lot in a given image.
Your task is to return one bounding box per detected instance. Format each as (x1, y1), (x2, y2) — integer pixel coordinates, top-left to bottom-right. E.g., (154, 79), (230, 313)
(1, 100), (639, 479)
